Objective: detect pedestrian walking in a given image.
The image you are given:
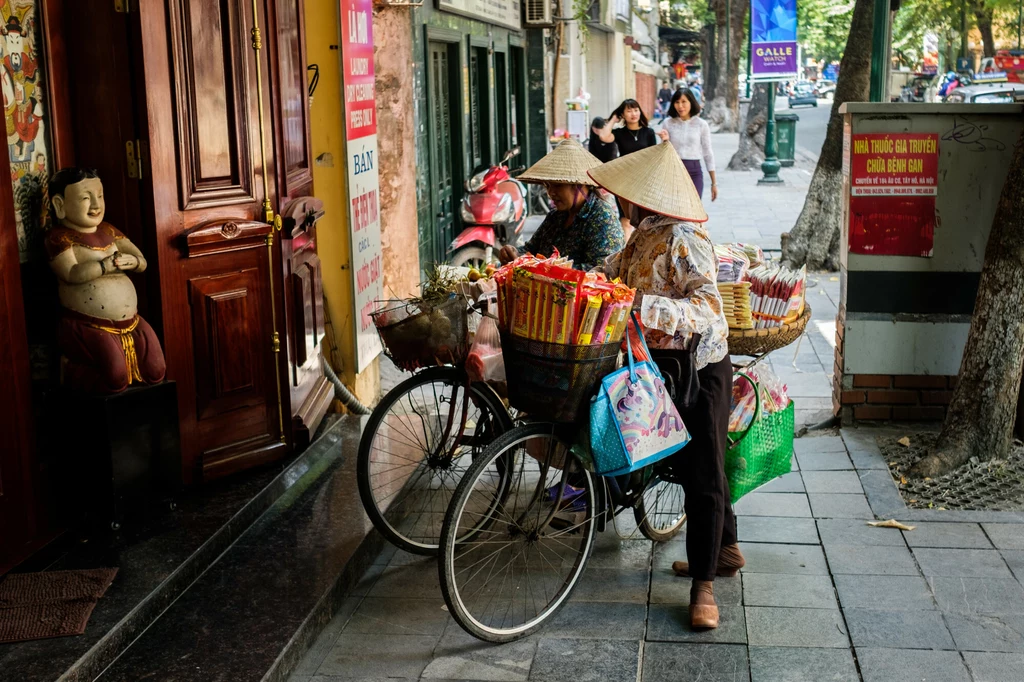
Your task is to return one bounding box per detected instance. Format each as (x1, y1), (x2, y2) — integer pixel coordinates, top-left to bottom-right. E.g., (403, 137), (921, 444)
(592, 99), (658, 238)
(658, 87), (717, 201)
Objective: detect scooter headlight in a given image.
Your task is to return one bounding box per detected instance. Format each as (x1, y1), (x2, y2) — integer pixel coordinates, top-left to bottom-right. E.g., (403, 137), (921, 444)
(467, 170), (488, 193)
(460, 203), (476, 223)
(491, 194), (514, 223)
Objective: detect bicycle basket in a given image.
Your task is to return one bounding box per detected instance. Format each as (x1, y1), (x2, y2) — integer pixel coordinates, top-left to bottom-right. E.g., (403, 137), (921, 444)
(371, 295), (469, 372)
(501, 333), (620, 423)
(725, 373), (795, 503)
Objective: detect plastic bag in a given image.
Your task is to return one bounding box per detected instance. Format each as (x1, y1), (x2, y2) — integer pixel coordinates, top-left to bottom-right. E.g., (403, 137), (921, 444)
(465, 313), (505, 387)
(729, 366), (791, 433)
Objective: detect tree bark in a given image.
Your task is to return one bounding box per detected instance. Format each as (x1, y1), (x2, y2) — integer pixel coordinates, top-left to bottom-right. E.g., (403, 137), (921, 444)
(727, 83), (768, 170)
(909, 129), (1024, 478)
(781, 0), (874, 271)
(702, 23), (718, 100)
(973, 0), (995, 59)
(703, 0), (747, 133)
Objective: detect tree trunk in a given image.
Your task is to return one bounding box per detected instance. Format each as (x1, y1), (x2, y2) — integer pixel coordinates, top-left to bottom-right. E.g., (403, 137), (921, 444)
(703, 0), (747, 133)
(781, 0), (874, 271)
(728, 83), (768, 170)
(909, 129), (1024, 478)
(974, 1), (995, 59)
(702, 23), (718, 100)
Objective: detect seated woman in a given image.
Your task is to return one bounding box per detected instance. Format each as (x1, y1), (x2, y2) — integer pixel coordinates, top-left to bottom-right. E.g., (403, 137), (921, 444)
(498, 139), (623, 271)
(588, 142), (742, 632)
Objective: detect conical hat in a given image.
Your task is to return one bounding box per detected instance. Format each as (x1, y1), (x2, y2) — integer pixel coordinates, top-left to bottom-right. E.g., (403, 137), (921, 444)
(587, 142), (708, 222)
(519, 139), (603, 186)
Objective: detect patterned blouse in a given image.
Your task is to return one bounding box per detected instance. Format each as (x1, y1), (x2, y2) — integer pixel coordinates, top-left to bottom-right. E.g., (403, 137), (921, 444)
(602, 215), (729, 369)
(520, 189), (624, 271)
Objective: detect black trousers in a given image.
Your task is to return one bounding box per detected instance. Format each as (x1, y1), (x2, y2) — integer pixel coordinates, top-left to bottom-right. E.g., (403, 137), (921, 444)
(656, 353), (737, 582)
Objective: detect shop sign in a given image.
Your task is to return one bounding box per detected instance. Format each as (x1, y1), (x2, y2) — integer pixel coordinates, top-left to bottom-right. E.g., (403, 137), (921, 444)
(922, 32), (939, 75)
(341, 0), (383, 370)
(750, 0), (798, 81)
(848, 133), (940, 257)
(438, 0), (521, 31)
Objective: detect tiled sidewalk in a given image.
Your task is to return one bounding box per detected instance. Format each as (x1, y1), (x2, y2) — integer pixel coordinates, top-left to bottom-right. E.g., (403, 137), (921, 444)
(289, 430), (1024, 682)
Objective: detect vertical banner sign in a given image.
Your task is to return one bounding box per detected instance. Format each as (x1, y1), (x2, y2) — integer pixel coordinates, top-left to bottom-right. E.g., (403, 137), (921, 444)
(750, 0), (798, 81)
(922, 32), (939, 75)
(848, 133), (940, 257)
(341, 0), (383, 371)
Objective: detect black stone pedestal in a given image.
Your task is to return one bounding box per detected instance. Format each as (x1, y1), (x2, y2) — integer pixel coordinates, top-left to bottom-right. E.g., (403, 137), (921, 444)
(54, 381), (182, 531)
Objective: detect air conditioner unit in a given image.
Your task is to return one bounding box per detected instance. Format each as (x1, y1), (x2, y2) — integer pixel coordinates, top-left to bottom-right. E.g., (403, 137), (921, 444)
(524, 0), (553, 26)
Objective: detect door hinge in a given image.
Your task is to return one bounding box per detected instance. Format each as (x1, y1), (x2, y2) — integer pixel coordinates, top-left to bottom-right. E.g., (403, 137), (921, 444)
(125, 140), (143, 180)
(114, 0), (129, 13)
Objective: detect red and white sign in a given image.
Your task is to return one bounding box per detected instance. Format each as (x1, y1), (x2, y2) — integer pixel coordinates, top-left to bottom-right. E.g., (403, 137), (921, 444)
(848, 133), (939, 257)
(342, 0), (383, 370)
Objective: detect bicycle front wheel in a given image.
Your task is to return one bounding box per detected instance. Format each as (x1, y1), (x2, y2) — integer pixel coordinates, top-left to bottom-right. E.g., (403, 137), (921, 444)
(439, 423), (596, 643)
(634, 472), (686, 542)
(357, 366), (512, 555)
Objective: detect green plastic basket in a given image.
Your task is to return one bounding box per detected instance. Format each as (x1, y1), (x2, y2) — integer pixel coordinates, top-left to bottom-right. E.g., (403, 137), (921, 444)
(725, 372), (795, 503)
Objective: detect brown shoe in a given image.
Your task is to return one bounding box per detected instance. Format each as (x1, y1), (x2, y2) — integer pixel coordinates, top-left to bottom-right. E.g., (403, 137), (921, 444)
(672, 543), (745, 578)
(689, 580), (719, 629)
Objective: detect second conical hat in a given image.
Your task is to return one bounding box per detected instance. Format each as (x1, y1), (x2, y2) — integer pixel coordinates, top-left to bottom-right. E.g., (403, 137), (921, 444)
(587, 142), (708, 222)
(519, 138), (603, 186)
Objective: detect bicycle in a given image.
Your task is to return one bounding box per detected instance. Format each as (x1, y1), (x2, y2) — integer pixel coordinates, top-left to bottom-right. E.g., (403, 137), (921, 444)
(357, 295), (514, 556)
(436, 335), (687, 642)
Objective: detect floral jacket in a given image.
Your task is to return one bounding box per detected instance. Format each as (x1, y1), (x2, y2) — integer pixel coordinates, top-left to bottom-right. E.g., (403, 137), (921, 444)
(601, 215), (728, 369)
(520, 189), (624, 272)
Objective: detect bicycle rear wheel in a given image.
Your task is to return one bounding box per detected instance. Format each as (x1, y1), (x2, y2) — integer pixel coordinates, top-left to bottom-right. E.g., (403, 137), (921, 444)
(634, 472), (687, 542)
(440, 423), (596, 643)
(357, 366), (512, 555)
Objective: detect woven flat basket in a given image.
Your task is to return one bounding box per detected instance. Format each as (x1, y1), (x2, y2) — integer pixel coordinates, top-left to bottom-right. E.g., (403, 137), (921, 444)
(728, 303), (811, 356)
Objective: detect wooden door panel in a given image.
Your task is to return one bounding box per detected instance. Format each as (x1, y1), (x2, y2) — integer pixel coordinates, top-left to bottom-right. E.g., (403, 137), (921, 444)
(269, 0), (313, 200)
(290, 265), (312, 369)
(168, 0), (255, 207)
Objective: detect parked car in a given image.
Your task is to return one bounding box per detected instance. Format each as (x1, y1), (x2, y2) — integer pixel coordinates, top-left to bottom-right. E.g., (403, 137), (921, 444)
(944, 82), (1024, 103)
(788, 82), (818, 108)
(899, 74), (936, 102)
(814, 80), (836, 99)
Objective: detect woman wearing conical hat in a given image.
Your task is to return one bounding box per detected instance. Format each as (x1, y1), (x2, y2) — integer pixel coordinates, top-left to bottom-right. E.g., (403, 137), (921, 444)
(497, 139), (623, 271)
(589, 142), (740, 632)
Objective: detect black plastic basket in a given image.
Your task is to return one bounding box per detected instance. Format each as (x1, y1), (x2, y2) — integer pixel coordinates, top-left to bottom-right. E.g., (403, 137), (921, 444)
(371, 295), (469, 372)
(501, 333), (620, 423)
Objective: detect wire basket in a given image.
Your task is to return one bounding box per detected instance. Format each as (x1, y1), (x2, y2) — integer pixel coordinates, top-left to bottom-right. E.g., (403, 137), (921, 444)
(371, 295), (469, 372)
(501, 333), (620, 423)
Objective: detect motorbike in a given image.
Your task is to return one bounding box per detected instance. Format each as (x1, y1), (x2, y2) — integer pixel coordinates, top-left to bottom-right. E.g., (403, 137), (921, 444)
(449, 146), (528, 269)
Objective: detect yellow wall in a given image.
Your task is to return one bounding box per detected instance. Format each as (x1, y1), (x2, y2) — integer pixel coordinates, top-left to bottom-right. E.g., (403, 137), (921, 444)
(305, 0), (380, 405)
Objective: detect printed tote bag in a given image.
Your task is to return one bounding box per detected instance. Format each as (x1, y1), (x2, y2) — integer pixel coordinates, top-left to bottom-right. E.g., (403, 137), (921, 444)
(589, 312), (691, 476)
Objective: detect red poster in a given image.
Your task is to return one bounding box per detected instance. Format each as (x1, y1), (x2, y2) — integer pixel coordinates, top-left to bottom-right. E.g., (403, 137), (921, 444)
(848, 133), (939, 257)
(341, 0), (376, 139)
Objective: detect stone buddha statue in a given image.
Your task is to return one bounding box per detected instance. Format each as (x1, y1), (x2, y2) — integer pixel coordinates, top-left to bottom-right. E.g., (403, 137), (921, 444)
(45, 168), (166, 393)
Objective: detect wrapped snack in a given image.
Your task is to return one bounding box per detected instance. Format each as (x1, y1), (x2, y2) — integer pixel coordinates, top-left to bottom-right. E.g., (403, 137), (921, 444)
(575, 292), (604, 344)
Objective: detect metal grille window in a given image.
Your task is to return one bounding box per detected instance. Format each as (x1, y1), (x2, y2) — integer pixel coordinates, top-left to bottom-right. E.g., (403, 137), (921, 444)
(470, 50), (482, 167)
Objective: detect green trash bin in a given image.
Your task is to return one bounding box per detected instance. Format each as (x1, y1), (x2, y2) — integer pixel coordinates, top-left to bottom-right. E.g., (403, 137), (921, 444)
(775, 113), (799, 167)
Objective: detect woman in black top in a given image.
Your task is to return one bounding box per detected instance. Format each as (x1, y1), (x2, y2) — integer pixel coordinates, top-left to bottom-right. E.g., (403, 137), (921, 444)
(591, 99), (657, 236)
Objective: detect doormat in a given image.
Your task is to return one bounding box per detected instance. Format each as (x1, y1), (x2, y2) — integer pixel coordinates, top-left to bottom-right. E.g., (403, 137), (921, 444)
(0, 567), (118, 643)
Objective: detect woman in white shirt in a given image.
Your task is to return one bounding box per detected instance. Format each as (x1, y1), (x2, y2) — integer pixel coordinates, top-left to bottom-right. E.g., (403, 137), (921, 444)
(657, 88), (717, 201)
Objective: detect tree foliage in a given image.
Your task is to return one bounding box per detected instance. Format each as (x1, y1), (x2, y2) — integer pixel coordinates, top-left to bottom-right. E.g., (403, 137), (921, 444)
(798, 0), (855, 63)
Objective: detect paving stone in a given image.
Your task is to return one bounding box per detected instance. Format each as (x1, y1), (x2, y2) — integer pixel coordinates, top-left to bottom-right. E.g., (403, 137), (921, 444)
(735, 516), (818, 545)
(290, 597), (363, 677)
(807, 493), (874, 519)
(568, 567), (649, 603)
(841, 430), (889, 470)
(816, 518), (907, 547)
(642, 642), (750, 682)
(367, 562), (442, 598)
(529, 638), (639, 682)
(963, 652), (1024, 682)
(834, 575), (936, 610)
(756, 471), (805, 494)
(738, 542), (829, 575)
(801, 471), (864, 494)
(748, 646), (858, 682)
(733, 493), (812, 518)
(913, 548), (1014, 579)
(793, 436), (847, 455)
(651, 534), (687, 570)
(423, 633), (536, 681)
(944, 613), (1024, 652)
(646, 604), (747, 644)
(317, 633), (441, 678)
(586, 537), (653, 570)
(795, 451), (854, 471)
(824, 544), (921, 576)
(929, 576), (1024, 615)
(650, 570), (742, 605)
(983, 524), (1024, 550)
(1004, 550), (1024, 582)
(903, 522), (993, 549)
(741, 573), (838, 609)
(857, 648), (970, 682)
(537, 602), (647, 640)
(343, 597), (451, 636)
(844, 609), (955, 650)
(744, 607), (849, 648)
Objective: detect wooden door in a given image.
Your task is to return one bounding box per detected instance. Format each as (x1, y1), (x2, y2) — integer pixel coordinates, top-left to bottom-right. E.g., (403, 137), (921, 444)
(423, 42), (457, 266)
(137, 0), (288, 482)
(267, 0), (332, 449)
(0, 127), (37, 574)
